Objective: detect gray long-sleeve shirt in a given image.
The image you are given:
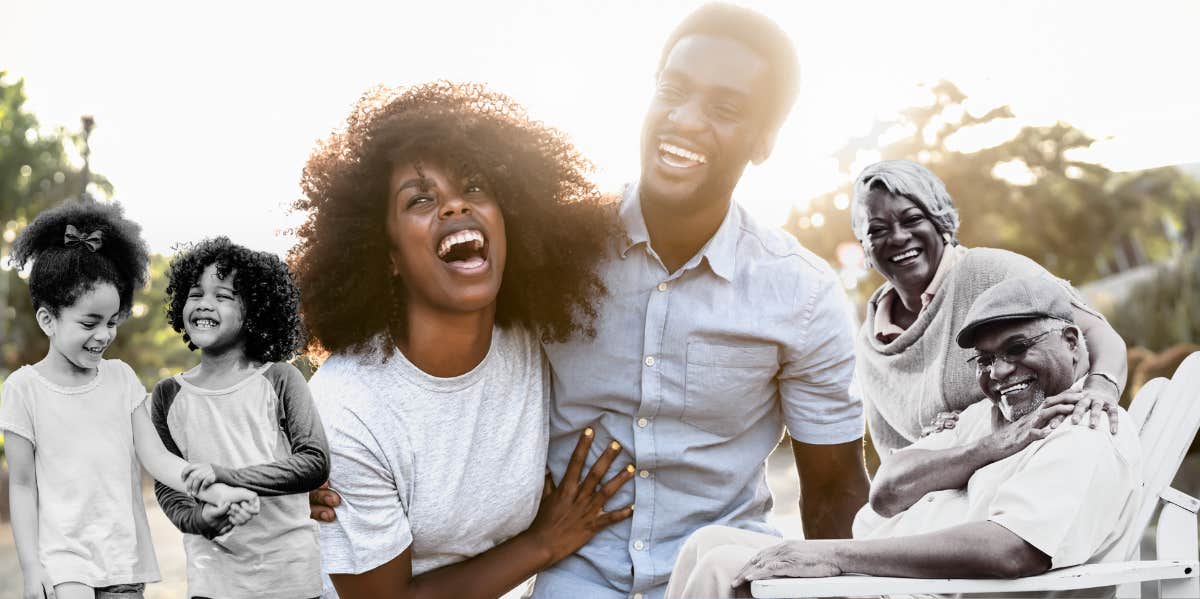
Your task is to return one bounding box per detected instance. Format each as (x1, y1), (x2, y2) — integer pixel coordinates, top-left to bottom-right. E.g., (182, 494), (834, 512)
(151, 361), (330, 598)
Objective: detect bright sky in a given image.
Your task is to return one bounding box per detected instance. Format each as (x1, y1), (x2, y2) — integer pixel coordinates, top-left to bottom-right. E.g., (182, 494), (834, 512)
(4, 0), (1198, 256)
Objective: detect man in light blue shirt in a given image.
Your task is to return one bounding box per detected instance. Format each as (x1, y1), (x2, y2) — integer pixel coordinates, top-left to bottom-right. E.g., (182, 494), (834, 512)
(531, 4), (870, 598)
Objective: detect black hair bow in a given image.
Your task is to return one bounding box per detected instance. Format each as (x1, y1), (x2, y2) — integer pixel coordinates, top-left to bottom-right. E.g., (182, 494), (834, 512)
(64, 224), (103, 252)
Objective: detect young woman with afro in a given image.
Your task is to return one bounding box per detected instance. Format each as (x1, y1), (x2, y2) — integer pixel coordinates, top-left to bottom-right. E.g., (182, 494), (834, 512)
(291, 81), (633, 599)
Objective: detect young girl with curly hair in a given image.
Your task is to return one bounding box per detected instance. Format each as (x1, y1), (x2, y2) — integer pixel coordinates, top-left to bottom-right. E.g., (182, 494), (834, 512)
(0, 202), (257, 599)
(151, 237), (330, 599)
(292, 81), (632, 599)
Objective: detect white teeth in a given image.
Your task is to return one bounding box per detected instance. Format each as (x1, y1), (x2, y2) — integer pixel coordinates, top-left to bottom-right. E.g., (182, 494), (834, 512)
(659, 143), (707, 164)
(437, 229), (485, 258)
(890, 249), (920, 263)
(192, 318), (218, 329)
(1000, 382), (1030, 396)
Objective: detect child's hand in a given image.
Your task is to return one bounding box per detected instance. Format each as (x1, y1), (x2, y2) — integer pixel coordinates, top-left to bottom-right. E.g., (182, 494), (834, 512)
(200, 502), (235, 536)
(182, 463), (218, 496)
(198, 482), (257, 508)
(23, 568), (56, 599)
(227, 499), (260, 526)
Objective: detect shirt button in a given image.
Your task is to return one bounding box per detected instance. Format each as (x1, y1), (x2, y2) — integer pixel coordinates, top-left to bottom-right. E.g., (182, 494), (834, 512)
(634, 594), (644, 599)
(639, 469), (650, 478)
(637, 417), (649, 428)
(657, 282), (668, 292)
(644, 356), (655, 367)
(633, 539), (645, 551)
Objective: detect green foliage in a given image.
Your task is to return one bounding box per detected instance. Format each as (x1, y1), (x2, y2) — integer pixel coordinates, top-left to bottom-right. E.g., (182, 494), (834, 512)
(110, 254), (200, 389)
(788, 81), (1200, 302)
(2, 71), (115, 375)
(0, 72), (199, 388)
(1108, 247), (1200, 352)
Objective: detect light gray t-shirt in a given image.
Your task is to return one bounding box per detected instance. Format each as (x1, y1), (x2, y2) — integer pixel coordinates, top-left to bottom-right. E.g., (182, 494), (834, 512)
(312, 326), (548, 595)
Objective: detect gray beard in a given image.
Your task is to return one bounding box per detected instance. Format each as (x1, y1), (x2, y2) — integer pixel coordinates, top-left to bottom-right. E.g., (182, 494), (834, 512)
(1002, 388), (1048, 421)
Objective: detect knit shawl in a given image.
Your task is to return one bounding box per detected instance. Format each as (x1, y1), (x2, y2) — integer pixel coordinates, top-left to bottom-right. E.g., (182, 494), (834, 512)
(855, 247), (1074, 456)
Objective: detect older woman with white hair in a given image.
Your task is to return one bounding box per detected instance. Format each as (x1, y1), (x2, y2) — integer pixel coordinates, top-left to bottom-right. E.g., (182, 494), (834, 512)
(851, 159), (1129, 457)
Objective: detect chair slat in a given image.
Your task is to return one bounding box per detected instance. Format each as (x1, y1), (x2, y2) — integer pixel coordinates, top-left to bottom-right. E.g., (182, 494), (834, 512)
(1129, 377), (1168, 431)
(1133, 353), (1200, 539)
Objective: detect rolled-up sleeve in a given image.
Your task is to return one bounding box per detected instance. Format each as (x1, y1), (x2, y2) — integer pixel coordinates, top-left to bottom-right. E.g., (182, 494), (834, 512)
(780, 273), (863, 444)
(320, 405), (413, 575)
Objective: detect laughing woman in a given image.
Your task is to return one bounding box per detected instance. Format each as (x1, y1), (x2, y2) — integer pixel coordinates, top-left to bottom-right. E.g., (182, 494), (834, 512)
(290, 82), (632, 599)
(850, 160), (1129, 458)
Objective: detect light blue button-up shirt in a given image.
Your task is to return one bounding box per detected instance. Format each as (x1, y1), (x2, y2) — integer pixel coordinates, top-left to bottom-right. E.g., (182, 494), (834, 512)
(532, 186), (863, 598)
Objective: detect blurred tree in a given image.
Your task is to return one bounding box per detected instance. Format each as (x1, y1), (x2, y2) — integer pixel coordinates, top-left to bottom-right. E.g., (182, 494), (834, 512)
(1, 71), (114, 374)
(1, 72), (199, 388)
(788, 80), (1200, 305)
(1108, 247), (1200, 352)
(109, 254), (200, 389)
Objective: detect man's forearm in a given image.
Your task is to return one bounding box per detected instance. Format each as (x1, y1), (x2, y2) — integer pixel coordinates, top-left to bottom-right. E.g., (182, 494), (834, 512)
(794, 438), (870, 539)
(831, 521), (1049, 579)
(869, 442), (997, 517)
(801, 479), (868, 539)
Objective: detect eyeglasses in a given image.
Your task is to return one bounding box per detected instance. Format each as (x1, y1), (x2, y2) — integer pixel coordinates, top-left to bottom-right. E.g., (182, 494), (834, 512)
(967, 328), (1063, 373)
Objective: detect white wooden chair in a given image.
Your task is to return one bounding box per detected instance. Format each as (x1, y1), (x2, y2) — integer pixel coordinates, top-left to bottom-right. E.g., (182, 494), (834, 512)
(753, 352), (1200, 599)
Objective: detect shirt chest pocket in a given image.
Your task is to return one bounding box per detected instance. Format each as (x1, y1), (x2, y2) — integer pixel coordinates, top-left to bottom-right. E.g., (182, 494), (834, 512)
(682, 342), (779, 436)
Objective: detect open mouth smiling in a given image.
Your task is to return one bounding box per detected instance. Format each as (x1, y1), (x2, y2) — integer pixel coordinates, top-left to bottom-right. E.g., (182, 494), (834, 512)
(191, 317), (219, 329)
(889, 248), (923, 265)
(436, 228), (489, 271)
(658, 141), (709, 169)
(995, 378), (1036, 402)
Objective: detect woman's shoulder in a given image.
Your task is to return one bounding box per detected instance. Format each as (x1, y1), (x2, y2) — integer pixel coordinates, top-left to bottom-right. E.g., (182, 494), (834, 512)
(957, 247), (1046, 275)
(494, 324), (541, 362)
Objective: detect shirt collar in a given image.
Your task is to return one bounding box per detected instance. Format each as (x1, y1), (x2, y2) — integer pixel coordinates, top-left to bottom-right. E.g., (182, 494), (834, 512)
(617, 183), (739, 282)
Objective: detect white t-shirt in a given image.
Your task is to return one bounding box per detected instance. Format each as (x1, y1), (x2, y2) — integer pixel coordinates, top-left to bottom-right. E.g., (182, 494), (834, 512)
(854, 386), (1143, 569)
(312, 326), (548, 595)
(0, 360), (160, 588)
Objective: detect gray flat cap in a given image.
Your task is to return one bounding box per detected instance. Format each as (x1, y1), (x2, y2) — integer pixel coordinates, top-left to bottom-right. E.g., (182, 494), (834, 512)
(956, 275), (1075, 348)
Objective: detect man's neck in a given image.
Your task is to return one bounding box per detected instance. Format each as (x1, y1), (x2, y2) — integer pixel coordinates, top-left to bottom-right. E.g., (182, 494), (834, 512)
(640, 190), (731, 274)
(398, 301), (496, 378)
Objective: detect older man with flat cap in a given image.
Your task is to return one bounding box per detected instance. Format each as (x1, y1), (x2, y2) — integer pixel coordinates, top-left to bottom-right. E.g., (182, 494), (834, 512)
(667, 275), (1142, 598)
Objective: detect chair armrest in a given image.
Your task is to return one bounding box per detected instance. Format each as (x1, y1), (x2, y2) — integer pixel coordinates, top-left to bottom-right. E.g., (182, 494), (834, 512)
(750, 560), (1199, 598)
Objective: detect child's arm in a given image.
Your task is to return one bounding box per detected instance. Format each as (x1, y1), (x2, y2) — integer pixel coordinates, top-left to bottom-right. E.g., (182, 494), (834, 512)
(203, 363), (331, 496)
(147, 381), (233, 538)
(6, 433), (55, 599)
(132, 401), (259, 509)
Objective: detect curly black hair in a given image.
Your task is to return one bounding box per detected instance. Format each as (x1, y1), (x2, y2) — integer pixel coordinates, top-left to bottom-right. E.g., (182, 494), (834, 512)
(165, 237), (305, 363)
(9, 200), (149, 316)
(289, 81), (617, 358)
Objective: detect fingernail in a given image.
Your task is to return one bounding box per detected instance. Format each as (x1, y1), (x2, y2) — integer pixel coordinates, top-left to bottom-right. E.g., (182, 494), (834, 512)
(584, 427), (593, 437)
(626, 464), (635, 473)
(630, 504), (636, 511)
(610, 441), (621, 450)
